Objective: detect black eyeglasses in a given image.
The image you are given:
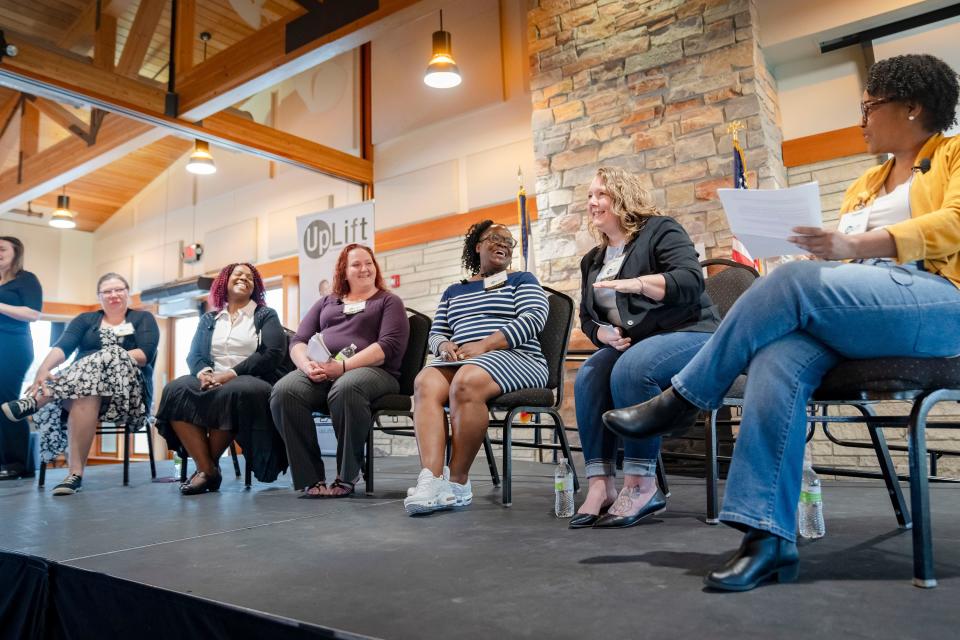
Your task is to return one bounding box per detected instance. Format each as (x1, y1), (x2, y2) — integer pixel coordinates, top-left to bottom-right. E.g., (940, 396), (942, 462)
(480, 233), (517, 249)
(860, 98), (893, 124)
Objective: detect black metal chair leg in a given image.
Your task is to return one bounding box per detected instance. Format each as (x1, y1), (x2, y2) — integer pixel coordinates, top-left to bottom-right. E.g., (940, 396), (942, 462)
(855, 404), (911, 529)
(655, 452), (670, 498)
(38, 460), (46, 488)
(908, 393), (938, 588)
(502, 417), (513, 507)
(482, 433), (500, 487)
(244, 457), (252, 489)
(179, 449), (189, 483)
(705, 409), (719, 524)
(229, 442), (241, 478)
(146, 424), (157, 479)
(122, 425), (130, 486)
(365, 429), (375, 495)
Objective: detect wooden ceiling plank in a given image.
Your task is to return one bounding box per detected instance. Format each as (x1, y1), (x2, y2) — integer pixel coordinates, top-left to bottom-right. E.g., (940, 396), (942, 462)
(59, 0), (114, 51)
(20, 101), (40, 160)
(0, 93), (21, 142)
(116, 0), (166, 77)
(30, 96), (89, 140)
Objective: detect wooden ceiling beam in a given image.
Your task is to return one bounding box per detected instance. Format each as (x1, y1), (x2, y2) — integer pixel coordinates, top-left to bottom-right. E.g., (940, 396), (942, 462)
(176, 0), (426, 120)
(93, 12), (117, 71)
(0, 114), (163, 215)
(19, 100), (39, 160)
(29, 96), (89, 141)
(174, 0), (196, 79)
(199, 111), (372, 184)
(58, 0), (114, 51)
(0, 93), (21, 141)
(0, 31), (168, 114)
(116, 0), (166, 78)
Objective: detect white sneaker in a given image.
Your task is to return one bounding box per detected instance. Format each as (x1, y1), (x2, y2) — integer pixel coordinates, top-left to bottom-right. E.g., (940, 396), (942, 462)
(403, 468), (456, 515)
(450, 478), (472, 507)
(407, 466), (450, 497)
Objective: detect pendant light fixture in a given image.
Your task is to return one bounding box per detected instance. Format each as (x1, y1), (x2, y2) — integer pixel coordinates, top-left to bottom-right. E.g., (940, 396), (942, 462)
(423, 10), (461, 89)
(186, 139), (217, 175)
(49, 188), (77, 229)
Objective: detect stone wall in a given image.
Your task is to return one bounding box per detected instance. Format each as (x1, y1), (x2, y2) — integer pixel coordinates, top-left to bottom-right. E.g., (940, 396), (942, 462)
(527, 0), (785, 304)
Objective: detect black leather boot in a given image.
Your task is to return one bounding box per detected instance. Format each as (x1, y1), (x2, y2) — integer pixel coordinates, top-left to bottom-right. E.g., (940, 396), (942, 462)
(602, 387), (701, 441)
(704, 528), (800, 591)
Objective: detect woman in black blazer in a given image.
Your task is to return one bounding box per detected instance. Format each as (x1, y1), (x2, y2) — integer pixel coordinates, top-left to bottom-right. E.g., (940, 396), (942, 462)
(570, 166), (719, 529)
(155, 263), (287, 495)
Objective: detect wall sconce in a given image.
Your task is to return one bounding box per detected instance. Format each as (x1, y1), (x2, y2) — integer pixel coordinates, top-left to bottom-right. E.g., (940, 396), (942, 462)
(49, 191), (76, 229)
(186, 139), (217, 175)
(423, 10), (461, 89)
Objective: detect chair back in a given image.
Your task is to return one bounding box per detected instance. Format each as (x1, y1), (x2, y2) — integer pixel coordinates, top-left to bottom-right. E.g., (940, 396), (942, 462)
(701, 258), (759, 320)
(539, 287), (575, 396)
(396, 308), (432, 396)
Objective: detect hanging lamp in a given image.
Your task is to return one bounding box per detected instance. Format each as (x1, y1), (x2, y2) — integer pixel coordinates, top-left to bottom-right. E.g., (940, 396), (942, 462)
(186, 139), (217, 175)
(49, 190), (77, 229)
(423, 10), (461, 89)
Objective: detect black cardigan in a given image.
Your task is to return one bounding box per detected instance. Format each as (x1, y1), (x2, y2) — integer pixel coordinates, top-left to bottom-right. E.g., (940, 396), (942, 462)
(579, 216), (719, 349)
(186, 305), (286, 384)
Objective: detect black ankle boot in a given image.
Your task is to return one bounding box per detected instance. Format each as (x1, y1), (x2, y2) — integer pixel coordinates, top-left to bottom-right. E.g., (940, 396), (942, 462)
(704, 528), (799, 592)
(602, 387), (701, 441)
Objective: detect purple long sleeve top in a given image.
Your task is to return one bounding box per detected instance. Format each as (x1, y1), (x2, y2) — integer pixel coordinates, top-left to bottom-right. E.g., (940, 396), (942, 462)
(291, 289), (409, 379)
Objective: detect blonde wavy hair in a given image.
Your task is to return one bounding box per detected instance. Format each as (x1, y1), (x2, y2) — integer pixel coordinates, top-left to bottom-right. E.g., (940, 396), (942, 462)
(588, 166), (663, 248)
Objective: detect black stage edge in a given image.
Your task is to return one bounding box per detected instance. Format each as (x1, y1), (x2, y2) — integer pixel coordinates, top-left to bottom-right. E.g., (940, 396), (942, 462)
(3, 456), (960, 640)
(0, 550), (370, 640)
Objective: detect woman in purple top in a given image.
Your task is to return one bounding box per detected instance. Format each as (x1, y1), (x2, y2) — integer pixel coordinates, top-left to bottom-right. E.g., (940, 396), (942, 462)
(270, 243), (409, 498)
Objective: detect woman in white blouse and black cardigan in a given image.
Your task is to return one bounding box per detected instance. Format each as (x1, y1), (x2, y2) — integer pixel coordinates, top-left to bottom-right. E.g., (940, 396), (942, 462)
(155, 263), (286, 495)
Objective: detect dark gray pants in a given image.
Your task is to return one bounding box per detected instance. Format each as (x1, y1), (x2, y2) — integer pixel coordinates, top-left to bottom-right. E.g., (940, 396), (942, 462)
(269, 367), (398, 490)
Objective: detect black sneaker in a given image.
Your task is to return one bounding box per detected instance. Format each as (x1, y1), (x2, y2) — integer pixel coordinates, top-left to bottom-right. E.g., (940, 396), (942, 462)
(52, 474), (82, 496)
(2, 396), (39, 422)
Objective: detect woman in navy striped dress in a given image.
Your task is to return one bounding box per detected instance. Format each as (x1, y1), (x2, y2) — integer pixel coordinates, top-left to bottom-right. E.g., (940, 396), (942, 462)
(404, 220), (549, 515)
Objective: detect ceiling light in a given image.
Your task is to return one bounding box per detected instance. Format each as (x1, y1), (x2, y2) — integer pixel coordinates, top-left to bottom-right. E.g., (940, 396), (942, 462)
(424, 10), (461, 89)
(186, 139), (217, 175)
(49, 193), (77, 229)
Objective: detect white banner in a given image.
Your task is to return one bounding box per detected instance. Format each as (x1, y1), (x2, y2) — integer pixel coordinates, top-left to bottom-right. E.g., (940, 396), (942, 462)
(296, 201), (375, 320)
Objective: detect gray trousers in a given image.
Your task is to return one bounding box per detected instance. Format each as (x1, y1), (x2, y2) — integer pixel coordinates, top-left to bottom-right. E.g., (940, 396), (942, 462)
(269, 367), (398, 490)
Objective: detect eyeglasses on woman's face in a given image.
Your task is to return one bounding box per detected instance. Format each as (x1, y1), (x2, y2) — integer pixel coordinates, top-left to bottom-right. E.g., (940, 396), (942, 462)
(480, 233), (517, 249)
(860, 98), (893, 125)
(98, 287), (128, 297)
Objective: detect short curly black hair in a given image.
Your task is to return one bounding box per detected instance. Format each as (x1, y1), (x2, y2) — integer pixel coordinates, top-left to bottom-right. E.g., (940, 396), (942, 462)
(866, 54), (959, 133)
(461, 219), (495, 275)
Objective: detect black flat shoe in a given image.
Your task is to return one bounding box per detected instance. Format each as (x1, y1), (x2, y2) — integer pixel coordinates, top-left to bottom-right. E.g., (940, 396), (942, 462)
(179, 470), (223, 495)
(593, 489), (667, 529)
(569, 503), (612, 529)
(704, 528), (799, 592)
(0, 468), (23, 481)
(602, 387), (701, 441)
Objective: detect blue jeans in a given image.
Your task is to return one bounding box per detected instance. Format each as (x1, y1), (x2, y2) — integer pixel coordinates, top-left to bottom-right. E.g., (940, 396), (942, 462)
(575, 331), (711, 478)
(671, 260), (960, 541)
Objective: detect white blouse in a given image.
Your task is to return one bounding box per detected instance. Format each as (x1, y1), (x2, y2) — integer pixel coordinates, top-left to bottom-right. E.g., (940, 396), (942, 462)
(201, 300), (259, 375)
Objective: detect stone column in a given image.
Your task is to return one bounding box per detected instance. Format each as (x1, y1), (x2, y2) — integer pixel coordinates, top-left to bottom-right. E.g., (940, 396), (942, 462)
(528, 0), (786, 299)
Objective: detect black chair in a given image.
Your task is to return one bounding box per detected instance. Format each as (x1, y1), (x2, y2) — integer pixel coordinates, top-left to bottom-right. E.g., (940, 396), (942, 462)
(38, 419), (158, 488)
(485, 286), (579, 506)
(810, 358), (960, 587)
(366, 308), (435, 494)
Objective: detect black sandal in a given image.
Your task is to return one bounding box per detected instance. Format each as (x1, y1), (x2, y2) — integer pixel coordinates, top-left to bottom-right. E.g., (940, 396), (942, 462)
(323, 479), (354, 499)
(180, 469), (222, 495)
(298, 481), (328, 499)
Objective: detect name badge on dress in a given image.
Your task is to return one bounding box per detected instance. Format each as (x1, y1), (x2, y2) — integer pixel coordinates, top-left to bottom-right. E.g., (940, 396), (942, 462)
(483, 271), (508, 290)
(837, 208), (870, 235)
(343, 301), (366, 315)
(112, 322), (135, 336)
(598, 255), (626, 281)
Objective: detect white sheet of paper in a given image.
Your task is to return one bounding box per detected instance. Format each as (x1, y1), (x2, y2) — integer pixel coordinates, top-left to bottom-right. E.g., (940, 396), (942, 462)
(307, 333), (332, 362)
(716, 182), (823, 258)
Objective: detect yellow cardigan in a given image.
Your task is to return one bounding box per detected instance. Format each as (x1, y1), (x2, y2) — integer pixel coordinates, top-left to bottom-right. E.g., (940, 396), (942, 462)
(840, 133), (960, 287)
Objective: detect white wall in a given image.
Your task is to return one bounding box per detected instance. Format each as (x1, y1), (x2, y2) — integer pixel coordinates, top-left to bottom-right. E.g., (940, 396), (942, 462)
(0, 219), (94, 304)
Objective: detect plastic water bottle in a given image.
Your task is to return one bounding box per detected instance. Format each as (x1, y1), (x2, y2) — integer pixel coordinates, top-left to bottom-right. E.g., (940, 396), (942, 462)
(335, 344), (357, 362)
(172, 451), (182, 479)
(798, 444), (825, 539)
(554, 458), (574, 518)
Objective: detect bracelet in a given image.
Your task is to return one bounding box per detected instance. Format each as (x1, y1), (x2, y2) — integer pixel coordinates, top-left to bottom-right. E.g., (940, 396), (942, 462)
(342, 360), (347, 374)
(635, 276), (646, 296)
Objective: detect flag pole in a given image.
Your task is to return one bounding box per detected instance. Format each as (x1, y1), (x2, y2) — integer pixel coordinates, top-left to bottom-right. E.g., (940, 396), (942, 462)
(517, 166), (529, 271)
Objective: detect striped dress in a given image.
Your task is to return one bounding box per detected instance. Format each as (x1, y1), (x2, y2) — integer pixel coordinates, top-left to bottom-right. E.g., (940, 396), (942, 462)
(427, 271), (549, 393)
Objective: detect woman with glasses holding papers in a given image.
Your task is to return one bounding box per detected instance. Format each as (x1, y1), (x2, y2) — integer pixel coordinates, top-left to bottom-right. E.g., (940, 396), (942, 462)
(404, 220), (549, 516)
(3, 273), (158, 496)
(271, 244), (408, 498)
(155, 263), (286, 495)
(603, 54), (960, 591)
(569, 167), (719, 529)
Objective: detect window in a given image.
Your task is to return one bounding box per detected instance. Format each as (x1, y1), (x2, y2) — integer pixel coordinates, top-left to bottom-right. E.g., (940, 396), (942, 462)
(173, 315), (200, 379)
(264, 287), (283, 318)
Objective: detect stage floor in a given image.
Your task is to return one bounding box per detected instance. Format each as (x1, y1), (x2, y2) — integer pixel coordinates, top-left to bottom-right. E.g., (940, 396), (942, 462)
(2, 456), (959, 639)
